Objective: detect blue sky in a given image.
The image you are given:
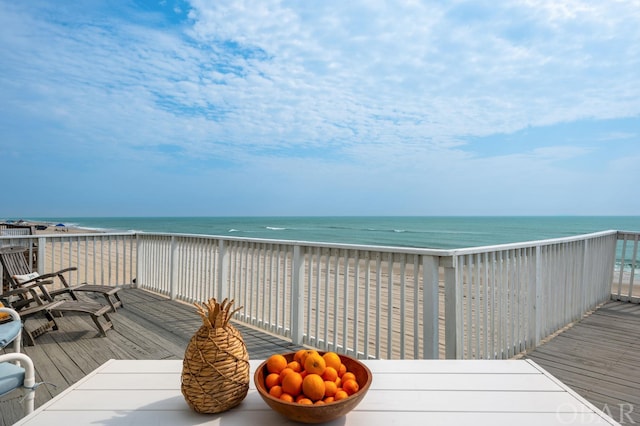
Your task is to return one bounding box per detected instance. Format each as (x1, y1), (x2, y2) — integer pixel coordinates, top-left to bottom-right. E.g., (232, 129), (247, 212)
(1, 0), (639, 217)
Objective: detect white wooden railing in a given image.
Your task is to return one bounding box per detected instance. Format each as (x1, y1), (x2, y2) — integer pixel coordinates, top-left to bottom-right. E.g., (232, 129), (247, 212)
(0, 233), (136, 288)
(448, 231), (618, 359)
(1, 229), (638, 361)
(135, 233), (451, 359)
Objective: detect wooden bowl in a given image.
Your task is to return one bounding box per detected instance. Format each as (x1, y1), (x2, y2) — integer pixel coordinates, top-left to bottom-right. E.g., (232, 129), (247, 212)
(254, 352), (372, 424)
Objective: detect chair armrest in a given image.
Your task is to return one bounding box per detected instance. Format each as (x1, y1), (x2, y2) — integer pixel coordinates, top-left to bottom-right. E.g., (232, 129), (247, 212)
(3, 286), (38, 297)
(3, 284), (51, 305)
(0, 352), (35, 390)
(0, 308), (22, 350)
(38, 267), (77, 280)
(16, 276), (55, 286)
(0, 307), (20, 322)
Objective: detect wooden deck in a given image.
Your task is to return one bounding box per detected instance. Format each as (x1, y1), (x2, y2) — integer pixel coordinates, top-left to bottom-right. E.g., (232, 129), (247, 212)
(525, 301), (640, 424)
(2, 290), (639, 425)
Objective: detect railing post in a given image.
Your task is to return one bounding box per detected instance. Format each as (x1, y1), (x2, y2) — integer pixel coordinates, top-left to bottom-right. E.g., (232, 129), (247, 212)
(169, 236), (178, 300)
(444, 256), (460, 359)
(37, 237), (46, 273)
(530, 245), (542, 348)
(422, 255), (439, 359)
(134, 234), (140, 288)
(582, 239), (590, 310)
(616, 232), (627, 299)
(217, 239), (229, 302)
(291, 245), (305, 345)
(532, 245), (544, 348)
(629, 234), (638, 298)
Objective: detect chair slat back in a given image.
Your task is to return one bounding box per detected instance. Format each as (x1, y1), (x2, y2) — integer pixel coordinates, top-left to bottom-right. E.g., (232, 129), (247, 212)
(0, 247), (32, 289)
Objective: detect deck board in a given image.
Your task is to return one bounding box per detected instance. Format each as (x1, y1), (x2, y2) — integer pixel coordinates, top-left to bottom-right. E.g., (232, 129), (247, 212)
(526, 301), (640, 425)
(3, 290), (640, 425)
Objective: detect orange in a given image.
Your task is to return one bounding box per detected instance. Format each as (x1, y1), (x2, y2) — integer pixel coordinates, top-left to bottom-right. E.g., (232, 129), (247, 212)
(324, 396), (335, 403)
(298, 398), (313, 405)
(302, 374), (326, 401)
(338, 363), (347, 377)
(267, 354), (288, 374)
(287, 360), (302, 372)
(334, 390), (349, 401)
(324, 380), (337, 397)
(299, 349), (319, 367)
(279, 367), (294, 382)
(279, 393), (294, 403)
(322, 352), (341, 371)
(314, 400), (326, 405)
(282, 371), (303, 396)
(268, 385), (283, 398)
(293, 349), (308, 364)
(321, 366), (338, 382)
(342, 379), (359, 395)
(341, 372), (356, 383)
(265, 373), (280, 389)
(304, 353), (326, 375)
(334, 377), (342, 388)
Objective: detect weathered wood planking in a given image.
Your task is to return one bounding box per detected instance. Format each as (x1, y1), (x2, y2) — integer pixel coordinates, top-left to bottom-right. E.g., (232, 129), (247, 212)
(526, 301), (640, 425)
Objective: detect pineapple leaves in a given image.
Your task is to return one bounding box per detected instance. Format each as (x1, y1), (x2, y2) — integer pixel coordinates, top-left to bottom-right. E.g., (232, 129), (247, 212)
(194, 298), (243, 329)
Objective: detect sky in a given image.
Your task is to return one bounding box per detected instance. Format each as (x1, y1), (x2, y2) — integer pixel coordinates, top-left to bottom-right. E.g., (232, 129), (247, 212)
(1, 0), (639, 217)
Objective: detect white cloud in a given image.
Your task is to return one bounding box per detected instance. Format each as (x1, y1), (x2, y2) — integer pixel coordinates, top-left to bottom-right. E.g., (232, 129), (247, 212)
(0, 0), (639, 215)
(5, 1), (639, 152)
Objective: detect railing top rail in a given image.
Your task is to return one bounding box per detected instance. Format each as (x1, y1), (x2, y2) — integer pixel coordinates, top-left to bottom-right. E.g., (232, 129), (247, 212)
(135, 231), (454, 256)
(0, 232), (135, 239)
(449, 230), (619, 256)
(617, 230), (640, 238)
(1, 229), (630, 258)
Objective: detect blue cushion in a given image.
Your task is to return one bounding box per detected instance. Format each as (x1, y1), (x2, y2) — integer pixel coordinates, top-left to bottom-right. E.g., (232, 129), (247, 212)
(0, 362), (25, 396)
(0, 321), (21, 348)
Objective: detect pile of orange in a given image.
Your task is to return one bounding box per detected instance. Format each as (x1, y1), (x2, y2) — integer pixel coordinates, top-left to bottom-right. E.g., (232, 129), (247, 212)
(264, 350), (361, 405)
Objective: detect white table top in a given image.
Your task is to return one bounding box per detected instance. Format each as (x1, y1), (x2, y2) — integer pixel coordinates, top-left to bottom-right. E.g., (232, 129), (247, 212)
(16, 359), (619, 425)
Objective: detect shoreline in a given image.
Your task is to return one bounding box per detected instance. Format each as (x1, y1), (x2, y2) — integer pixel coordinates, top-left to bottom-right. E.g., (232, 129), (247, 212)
(1, 219), (102, 235)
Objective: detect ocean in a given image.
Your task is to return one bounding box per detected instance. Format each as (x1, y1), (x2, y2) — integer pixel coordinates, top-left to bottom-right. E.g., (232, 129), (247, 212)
(23, 216), (640, 250)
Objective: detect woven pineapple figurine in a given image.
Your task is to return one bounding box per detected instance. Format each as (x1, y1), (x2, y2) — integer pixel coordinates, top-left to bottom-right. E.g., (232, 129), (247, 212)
(181, 298), (250, 414)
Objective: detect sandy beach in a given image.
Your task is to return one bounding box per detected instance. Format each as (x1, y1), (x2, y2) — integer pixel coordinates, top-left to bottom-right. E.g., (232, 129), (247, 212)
(1, 219), (103, 235)
(34, 222), (102, 235)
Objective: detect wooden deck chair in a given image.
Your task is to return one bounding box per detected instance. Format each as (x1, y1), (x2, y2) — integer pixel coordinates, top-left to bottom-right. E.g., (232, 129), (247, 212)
(1, 226), (37, 291)
(1, 283), (113, 342)
(0, 246), (123, 312)
(0, 286), (62, 346)
(0, 249), (114, 340)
